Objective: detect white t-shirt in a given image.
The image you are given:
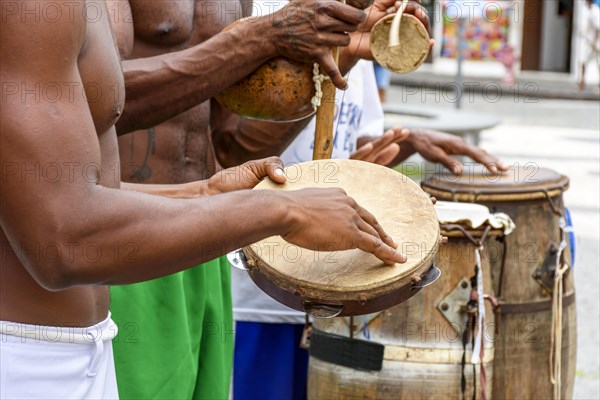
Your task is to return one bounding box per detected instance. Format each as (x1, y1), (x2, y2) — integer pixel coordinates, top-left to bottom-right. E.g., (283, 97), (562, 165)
(231, 60), (385, 324)
(586, 3), (600, 50)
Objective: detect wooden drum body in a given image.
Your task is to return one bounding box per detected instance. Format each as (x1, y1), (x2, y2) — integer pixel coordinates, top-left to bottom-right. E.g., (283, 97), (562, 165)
(422, 166), (576, 399)
(234, 160), (441, 318)
(308, 202), (508, 400)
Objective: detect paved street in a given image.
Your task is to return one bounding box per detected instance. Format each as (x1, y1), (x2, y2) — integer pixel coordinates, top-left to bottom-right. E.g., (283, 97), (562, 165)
(387, 85), (600, 399)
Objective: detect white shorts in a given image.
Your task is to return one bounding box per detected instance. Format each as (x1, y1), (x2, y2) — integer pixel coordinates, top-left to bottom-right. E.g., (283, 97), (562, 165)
(0, 314), (119, 399)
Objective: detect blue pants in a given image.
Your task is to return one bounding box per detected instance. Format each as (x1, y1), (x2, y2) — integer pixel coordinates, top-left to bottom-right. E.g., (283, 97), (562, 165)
(233, 322), (308, 400)
(373, 62), (391, 89)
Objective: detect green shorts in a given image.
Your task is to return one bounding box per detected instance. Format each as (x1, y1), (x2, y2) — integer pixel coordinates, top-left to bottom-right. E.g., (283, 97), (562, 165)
(110, 257), (233, 399)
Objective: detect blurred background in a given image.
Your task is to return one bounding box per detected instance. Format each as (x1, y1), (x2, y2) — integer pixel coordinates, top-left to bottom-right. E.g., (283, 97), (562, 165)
(379, 1), (599, 398)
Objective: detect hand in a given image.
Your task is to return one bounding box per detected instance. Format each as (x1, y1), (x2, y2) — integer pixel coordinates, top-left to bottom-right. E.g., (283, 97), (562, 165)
(398, 128), (508, 175)
(270, 0), (366, 89)
(280, 188), (406, 265)
(205, 157), (286, 195)
(350, 128), (409, 164)
(346, 0), (433, 60)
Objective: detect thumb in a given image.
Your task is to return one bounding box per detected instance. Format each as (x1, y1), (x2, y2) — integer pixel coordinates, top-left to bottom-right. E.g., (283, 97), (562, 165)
(244, 157), (286, 186)
(264, 157), (287, 184)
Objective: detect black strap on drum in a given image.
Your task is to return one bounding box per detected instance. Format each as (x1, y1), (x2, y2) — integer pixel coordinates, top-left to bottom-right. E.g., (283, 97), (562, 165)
(309, 329), (384, 372)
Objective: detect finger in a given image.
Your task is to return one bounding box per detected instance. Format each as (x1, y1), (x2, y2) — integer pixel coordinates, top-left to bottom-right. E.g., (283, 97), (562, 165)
(356, 218), (382, 240)
(350, 142), (374, 160)
(317, 17), (359, 34)
(497, 161), (510, 172)
(427, 146), (464, 175)
(354, 204), (398, 249)
(372, 0), (398, 12)
(374, 143), (400, 166)
(454, 143), (504, 174)
(391, 127), (410, 143)
(404, 1), (430, 34)
(318, 54), (347, 90)
(322, 2), (366, 25)
(319, 32), (352, 47)
(250, 156), (286, 184)
(368, 130), (397, 154)
(356, 232), (407, 265)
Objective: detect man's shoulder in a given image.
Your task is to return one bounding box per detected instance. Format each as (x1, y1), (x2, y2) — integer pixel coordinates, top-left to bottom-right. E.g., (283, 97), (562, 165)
(1, 0), (87, 57)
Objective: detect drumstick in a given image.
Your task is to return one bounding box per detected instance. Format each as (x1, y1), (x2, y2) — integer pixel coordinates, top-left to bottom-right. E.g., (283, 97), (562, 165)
(312, 47), (339, 160)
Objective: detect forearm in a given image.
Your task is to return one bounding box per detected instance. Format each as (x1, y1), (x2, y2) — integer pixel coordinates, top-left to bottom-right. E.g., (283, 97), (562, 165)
(37, 187), (288, 289)
(212, 104), (312, 167)
(121, 181), (205, 199)
(116, 18), (277, 135)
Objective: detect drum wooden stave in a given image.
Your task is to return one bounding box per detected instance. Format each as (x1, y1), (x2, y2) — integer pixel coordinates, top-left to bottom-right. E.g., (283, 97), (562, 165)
(307, 202), (507, 400)
(241, 159), (441, 317)
(422, 166), (576, 400)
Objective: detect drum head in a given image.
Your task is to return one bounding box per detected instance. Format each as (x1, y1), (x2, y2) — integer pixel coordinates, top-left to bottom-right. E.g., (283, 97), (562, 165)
(422, 166), (569, 202)
(244, 159), (440, 314)
(370, 14), (430, 74)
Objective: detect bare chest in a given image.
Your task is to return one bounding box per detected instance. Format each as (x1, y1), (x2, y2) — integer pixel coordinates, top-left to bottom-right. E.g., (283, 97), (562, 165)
(78, 2), (125, 135)
(129, 0), (242, 54)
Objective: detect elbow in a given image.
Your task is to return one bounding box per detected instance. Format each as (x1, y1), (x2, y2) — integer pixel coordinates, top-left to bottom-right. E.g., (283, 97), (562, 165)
(34, 269), (73, 292)
(23, 232), (97, 292)
(26, 253), (77, 292)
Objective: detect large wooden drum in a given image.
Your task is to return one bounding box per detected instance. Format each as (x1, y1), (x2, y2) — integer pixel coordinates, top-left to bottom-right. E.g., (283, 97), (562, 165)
(230, 159), (441, 317)
(422, 166), (576, 399)
(307, 201), (511, 399)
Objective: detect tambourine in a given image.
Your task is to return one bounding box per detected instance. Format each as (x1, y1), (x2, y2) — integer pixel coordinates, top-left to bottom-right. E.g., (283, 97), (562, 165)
(370, 12), (430, 74)
(229, 159), (441, 317)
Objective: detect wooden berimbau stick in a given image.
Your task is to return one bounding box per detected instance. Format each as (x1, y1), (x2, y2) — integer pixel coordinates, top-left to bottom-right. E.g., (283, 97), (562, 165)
(312, 47), (340, 160)
(312, 48), (339, 160)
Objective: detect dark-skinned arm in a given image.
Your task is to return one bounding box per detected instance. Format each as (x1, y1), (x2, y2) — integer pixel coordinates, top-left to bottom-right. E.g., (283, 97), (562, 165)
(110, 0), (366, 135)
(121, 156), (288, 197)
(352, 128), (508, 174)
(210, 99), (313, 167)
(0, 4), (403, 292)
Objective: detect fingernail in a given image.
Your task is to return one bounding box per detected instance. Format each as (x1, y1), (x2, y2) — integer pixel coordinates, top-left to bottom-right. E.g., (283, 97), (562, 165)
(275, 168), (285, 178)
(392, 237), (398, 248)
(397, 252), (407, 263)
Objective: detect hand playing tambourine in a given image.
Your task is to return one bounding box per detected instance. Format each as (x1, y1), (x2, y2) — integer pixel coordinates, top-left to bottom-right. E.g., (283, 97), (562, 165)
(351, 128), (509, 175)
(343, 0), (433, 62)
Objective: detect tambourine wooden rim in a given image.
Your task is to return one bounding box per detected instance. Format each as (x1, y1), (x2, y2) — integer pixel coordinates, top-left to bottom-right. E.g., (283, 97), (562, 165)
(242, 159), (441, 317)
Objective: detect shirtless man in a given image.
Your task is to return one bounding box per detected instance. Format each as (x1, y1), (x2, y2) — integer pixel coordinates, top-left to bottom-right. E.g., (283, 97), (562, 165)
(106, 1), (429, 398)
(0, 1), (405, 397)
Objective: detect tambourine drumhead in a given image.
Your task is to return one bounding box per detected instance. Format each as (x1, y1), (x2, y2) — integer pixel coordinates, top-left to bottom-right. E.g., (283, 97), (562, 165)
(370, 14), (430, 74)
(422, 166), (569, 202)
(244, 159), (440, 317)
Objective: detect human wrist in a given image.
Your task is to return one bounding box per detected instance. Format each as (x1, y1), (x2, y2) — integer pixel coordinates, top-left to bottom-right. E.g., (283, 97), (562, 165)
(246, 15), (280, 58)
(268, 191), (303, 237)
